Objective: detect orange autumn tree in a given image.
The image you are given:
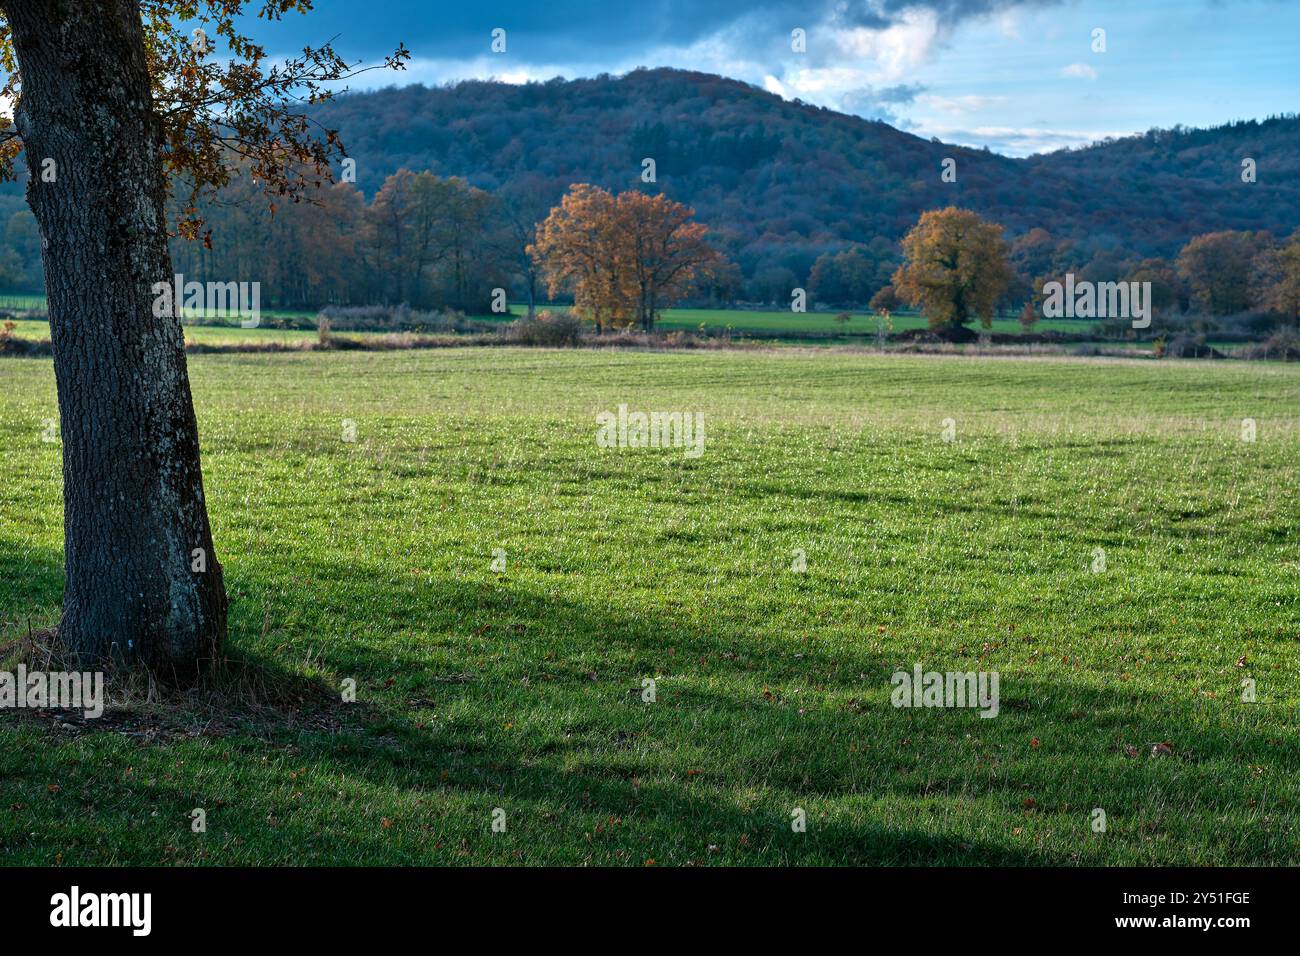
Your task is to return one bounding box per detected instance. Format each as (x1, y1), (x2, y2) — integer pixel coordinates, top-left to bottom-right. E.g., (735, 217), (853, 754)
(892, 207), (1013, 332)
(531, 185), (723, 332)
(531, 184), (636, 332)
(616, 190), (722, 331)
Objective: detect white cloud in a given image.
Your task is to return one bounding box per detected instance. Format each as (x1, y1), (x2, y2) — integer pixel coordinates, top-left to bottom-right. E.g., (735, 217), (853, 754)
(916, 123), (1128, 156)
(1060, 63), (1099, 80)
(919, 93), (1008, 115)
(358, 56), (578, 88)
(995, 10), (1024, 40)
(833, 9), (943, 83)
(783, 66), (877, 97)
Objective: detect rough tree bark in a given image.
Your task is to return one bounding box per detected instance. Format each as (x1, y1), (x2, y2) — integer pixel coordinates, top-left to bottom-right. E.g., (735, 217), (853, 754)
(4, 0), (227, 678)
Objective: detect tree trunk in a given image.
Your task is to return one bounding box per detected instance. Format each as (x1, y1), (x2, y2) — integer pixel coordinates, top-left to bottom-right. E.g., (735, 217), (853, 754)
(5, 0), (228, 679)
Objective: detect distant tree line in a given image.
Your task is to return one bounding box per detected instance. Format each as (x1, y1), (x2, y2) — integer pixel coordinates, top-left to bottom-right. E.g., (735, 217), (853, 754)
(295, 68), (1300, 291)
(2, 164), (1297, 330)
(884, 209), (1300, 332)
(160, 165), (517, 314)
(3, 66), (1300, 316)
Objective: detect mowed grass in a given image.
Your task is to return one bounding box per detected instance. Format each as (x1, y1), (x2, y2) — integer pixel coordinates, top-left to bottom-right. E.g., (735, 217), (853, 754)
(2, 317), (324, 347)
(507, 303), (1099, 336)
(1, 347), (1297, 866)
(3, 298), (1100, 341)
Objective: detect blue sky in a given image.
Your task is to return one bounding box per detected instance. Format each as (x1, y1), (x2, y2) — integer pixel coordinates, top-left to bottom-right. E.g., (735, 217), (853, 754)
(241, 0), (1299, 156)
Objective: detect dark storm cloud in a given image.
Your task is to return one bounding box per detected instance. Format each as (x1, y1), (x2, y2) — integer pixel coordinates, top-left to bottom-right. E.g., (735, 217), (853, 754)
(252, 0), (1269, 71)
(259, 1), (1071, 67)
(493, 1), (1065, 59)
(833, 0), (1063, 31)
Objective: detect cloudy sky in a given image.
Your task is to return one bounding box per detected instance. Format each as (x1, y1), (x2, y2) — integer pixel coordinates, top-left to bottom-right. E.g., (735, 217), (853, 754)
(241, 0), (1299, 156)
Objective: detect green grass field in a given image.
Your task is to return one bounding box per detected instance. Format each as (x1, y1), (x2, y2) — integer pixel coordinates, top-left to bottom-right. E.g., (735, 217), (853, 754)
(507, 303), (1099, 336)
(3, 309), (1168, 358)
(2, 316), (326, 347)
(2, 294), (1102, 340)
(2, 347), (1297, 865)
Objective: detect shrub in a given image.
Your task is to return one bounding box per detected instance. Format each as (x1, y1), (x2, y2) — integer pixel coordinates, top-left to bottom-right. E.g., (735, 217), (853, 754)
(1164, 332), (1203, 357)
(504, 310), (584, 347)
(1244, 327), (1300, 361)
(1164, 332), (1226, 359)
(316, 304), (472, 333)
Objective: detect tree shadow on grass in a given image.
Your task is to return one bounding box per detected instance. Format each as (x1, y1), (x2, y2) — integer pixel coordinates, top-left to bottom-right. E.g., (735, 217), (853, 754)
(210, 556), (1300, 864)
(736, 480), (1298, 557)
(0, 536), (358, 740)
(4, 544), (1296, 865)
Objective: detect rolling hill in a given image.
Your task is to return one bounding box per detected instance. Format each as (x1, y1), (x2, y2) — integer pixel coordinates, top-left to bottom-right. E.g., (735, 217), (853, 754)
(313, 67), (1300, 274)
(2, 66), (1297, 294)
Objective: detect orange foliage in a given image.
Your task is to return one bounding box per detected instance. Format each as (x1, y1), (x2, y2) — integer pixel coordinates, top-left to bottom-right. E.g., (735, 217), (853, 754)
(530, 185), (722, 331)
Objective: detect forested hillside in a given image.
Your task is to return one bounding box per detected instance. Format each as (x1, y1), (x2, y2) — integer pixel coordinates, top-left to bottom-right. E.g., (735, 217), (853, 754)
(2, 67), (1297, 305)
(310, 68), (1300, 267)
